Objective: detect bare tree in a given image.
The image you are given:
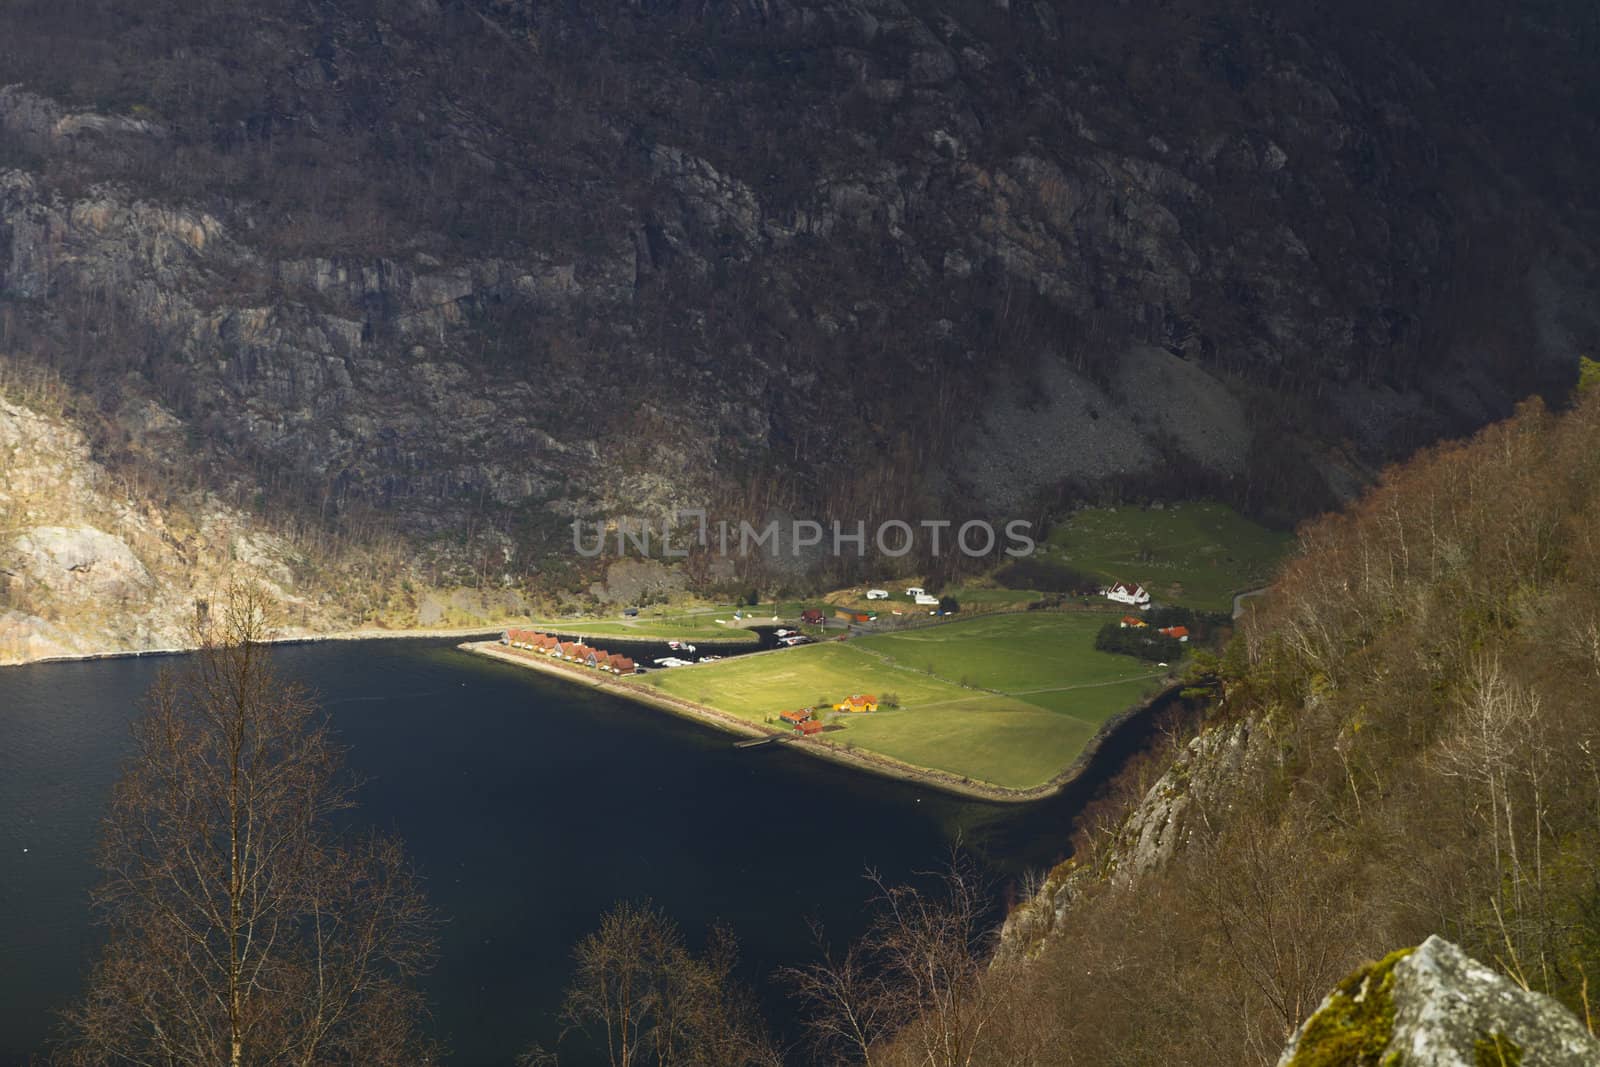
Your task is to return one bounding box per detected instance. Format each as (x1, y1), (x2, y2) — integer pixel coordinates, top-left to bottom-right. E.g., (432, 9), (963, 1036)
(1185, 812), (1362, 1064)
(780, 923), (902, 1067)
(784, 855), (1011, 1067)
(555, 901), (779, 1067)
(57, 582), (438, 1066)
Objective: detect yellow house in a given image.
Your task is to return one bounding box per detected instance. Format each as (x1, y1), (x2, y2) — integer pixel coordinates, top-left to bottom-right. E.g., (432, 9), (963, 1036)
(833, 693), (878, 713)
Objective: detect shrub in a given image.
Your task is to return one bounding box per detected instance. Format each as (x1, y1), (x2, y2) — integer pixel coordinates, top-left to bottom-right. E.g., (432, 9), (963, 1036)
(1095, 621), (1184, 662)
(995, 558), (1099, 595)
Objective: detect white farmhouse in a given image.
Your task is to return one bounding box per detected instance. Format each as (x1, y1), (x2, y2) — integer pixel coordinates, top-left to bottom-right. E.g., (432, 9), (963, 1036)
(1104, 581), (1151, 607)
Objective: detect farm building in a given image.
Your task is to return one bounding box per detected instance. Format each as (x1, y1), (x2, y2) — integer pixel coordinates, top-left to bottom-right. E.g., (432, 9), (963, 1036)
(834, 694), (878, 713)
(796, 719), (826, 736)
(779, 709), (812, 726)
(801, 608), (826, 625)
(1105, 581), (1151, 607)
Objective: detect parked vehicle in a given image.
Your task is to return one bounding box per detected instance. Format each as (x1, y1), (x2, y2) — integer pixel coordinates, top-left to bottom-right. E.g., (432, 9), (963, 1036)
(905, 586), (926, 598)
(865, 589), (889, 600)
(914, 593), (940, 606)
(623, 607), (640, 617)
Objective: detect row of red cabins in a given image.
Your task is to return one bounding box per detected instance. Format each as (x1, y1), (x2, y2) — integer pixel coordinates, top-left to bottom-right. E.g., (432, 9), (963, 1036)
(501, 629), (639, 675)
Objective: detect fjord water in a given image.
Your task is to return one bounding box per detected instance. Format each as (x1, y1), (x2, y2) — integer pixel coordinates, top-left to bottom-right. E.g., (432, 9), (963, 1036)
(0, 640), (1077, 1065)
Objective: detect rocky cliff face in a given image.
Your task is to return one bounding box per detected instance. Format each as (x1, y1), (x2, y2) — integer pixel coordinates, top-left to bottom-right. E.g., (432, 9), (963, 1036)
(0, 376), (534, 663)
(999, 714), (1270, 952)
(1, 0), (1596, 581)
(0, 388), (320, 661)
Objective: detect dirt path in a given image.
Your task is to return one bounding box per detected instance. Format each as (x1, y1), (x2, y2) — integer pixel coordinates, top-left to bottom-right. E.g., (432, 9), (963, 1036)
(1232, 586), (1271, 620)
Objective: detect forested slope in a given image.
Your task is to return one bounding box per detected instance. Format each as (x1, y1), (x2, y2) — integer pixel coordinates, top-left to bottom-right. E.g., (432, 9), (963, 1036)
(948, 387), (1600, 1064)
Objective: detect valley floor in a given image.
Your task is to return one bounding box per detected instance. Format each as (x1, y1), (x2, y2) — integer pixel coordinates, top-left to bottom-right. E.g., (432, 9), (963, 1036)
(464, 610), (1174, 799)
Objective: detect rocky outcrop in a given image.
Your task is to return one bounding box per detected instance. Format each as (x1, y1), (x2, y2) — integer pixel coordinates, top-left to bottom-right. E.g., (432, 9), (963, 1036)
(1278, 937), (1600, 1067)
(998, 715), (1266, 952)
(0, 394), (311, 661)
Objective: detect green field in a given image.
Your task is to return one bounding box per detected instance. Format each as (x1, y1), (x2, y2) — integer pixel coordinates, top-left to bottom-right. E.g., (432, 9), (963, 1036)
(1041, 502), (1293, 611)
(640, 613), (1162, 790)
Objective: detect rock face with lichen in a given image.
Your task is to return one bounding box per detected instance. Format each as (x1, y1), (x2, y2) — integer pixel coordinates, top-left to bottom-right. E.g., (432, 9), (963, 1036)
(998, 715), (1267, 953)
(1278, 937), (1600, 1067)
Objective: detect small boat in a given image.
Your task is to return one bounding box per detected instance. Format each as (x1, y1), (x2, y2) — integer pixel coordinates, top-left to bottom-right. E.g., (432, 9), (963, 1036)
(775, 628), (794, 637)
(667, 640), (681, 650)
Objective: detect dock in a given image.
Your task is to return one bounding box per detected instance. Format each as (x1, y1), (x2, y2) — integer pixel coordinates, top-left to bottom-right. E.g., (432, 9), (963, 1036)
(735, 734), (794, 749)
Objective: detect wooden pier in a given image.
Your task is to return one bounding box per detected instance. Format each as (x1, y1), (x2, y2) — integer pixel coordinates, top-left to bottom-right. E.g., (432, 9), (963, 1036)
(735, 734), (794, 749)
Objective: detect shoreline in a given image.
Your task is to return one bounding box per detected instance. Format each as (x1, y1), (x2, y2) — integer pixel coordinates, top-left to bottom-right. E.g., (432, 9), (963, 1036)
(462, 640), (1179, 805)
(0, 617), (760, 670)
(0, 625), (516, 669)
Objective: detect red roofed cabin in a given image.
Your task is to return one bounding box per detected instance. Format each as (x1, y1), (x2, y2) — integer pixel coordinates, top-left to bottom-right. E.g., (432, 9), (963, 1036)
(609, 654), (637, 675)
(508, 629), (543, 650)
(779, 709), (812, 726)
(801, 608), (826, 626)
(796, 718), (826, 736)
(1158, 625), (1191, 642)
(1119, 616), (1147, 629)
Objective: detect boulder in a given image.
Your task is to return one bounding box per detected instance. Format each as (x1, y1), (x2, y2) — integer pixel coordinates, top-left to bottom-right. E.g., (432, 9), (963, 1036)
(1278, 936), (1600, 1066)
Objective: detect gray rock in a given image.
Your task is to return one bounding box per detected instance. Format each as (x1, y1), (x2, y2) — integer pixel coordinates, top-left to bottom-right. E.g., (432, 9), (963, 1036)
(1278, 937), (1600, 1067)
(8, 525), (151, 594)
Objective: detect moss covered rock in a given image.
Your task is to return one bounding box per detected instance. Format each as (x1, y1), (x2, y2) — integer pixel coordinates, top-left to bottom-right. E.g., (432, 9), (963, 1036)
(1278, 937), (1600, 1066)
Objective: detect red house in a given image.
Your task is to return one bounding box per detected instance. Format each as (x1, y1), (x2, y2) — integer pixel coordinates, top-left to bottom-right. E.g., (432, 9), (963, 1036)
(796, 719), (826, 736)
(1158, 625), (1190, 642)
(801, 608), (825, 626)
(779, 709), (811, 726)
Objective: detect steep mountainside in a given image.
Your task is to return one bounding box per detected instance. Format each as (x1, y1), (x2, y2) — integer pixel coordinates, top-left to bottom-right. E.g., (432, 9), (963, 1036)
(1, 0), (1597, 585)
(0, 362), (535, 662)
(950, 390), (1600, 1065)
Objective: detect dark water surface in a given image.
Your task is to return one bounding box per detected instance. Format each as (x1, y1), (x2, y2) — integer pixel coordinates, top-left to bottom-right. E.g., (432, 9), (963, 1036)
(0, 638), (1155, 1065)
